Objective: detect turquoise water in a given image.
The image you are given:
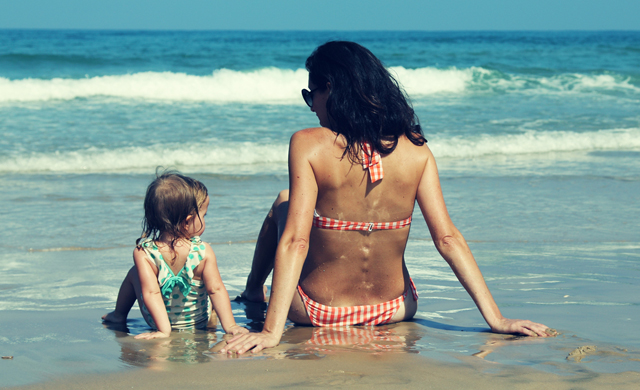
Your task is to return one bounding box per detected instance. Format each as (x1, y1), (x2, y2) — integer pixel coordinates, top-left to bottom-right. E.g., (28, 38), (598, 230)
(0, 30), (639, 386)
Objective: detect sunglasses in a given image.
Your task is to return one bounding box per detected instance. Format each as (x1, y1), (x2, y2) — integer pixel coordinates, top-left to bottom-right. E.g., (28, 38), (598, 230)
(301, 87), (321, 107)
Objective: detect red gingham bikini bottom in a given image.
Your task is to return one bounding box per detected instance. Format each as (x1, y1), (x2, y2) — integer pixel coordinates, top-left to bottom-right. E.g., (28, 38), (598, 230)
(297, 278), (418, 327)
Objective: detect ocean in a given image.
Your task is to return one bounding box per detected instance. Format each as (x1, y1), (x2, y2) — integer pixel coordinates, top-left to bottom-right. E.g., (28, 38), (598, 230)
(1, 30), (639, 387)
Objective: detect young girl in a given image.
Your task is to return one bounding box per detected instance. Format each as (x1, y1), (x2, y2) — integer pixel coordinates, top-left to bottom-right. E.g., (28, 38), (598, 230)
(103, 172), (247, 339)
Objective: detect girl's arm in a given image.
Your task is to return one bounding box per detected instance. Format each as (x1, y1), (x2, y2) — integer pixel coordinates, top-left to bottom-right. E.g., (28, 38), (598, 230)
(132, 248), (173, 339)
(221, 130), (318, 354)
(201, 243), (248, 335)
(416, 146), (551, 337)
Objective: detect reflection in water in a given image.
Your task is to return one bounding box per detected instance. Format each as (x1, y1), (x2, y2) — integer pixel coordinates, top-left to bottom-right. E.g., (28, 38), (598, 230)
(234, 297), (268, 332)
(105, 300), (612, 370)
(306, 327), (407, 351)
(275, 322), (423, 359)
(471, 333), (549, 360)
(103, 300), (428, 367)
(233, 298), (424, 358)
(104, 320), (221, 368)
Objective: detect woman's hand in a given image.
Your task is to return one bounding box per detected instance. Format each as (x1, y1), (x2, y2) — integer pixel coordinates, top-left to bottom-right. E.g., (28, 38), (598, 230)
(220, 331), (281, 354)
(490, 318), (556, 337)
(134, 330), (171, 340)
(226, 325), (250, 336)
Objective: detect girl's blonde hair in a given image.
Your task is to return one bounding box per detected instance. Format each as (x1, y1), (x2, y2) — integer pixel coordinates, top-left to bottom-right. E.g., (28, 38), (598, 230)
(137, 170), (208, 260)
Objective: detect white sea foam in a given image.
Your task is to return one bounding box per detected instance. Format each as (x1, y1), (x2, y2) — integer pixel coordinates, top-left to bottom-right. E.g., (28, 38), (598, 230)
(0, 68), (308, 103)
(432, 127), (640, 158)
(1, 67), (637, 103)
(0, 141), (289, 174)
(389, 66), (475, 95)
(1, 128), (638, 174)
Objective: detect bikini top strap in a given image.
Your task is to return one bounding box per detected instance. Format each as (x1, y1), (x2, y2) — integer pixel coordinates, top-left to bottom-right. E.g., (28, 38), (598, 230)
(312, 211), (412, 231)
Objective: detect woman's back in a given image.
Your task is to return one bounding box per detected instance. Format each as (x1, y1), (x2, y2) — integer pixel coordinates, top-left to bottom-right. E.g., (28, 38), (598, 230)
(226, 40), (552, 355)
(298, 127), (429, 306)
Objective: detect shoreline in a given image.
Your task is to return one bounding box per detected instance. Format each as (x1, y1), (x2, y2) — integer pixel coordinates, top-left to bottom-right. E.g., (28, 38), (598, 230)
(1, 309), (639, 388)
(8, 347), (640, 390)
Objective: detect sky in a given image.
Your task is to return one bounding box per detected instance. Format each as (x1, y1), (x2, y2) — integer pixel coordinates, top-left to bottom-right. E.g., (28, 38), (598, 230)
(1, 0), (639, 30)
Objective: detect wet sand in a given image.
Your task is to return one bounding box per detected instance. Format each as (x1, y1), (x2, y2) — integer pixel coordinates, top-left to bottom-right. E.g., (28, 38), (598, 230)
(2, 309), (640, 389)
(9, 347), (640, 390)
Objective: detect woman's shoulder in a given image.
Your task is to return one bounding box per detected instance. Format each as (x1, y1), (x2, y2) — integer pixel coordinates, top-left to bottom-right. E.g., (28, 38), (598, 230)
(291, 127), (343, 153)
(292, 126), (336, 142)
(393, 135), (433, 160)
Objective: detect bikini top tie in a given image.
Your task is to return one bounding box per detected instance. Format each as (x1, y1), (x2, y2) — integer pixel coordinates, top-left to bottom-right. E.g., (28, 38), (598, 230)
(362, 142), (383, 183)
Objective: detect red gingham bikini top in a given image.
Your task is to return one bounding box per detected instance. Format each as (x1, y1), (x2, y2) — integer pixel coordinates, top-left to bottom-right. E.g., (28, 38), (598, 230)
(312, 142), (412, 232)
(313, 211), (412, 232)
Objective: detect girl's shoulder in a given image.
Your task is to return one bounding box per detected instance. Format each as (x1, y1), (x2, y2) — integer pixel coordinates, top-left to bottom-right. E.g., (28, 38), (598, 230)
(189, 236), (212, 255)
(137, 237), (156, 249)
(135, 237), (164, 264)
(184, 236), (212, 267)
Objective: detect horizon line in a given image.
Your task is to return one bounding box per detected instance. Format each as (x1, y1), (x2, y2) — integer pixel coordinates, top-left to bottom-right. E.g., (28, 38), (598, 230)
(1, 28), (639, 33)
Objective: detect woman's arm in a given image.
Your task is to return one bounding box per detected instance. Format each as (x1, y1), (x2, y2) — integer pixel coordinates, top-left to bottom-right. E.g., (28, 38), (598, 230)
(416, 146), (551, 337)
(132, 248), (173, 339)
(221, 130), (319, 354)
(201, 243), (248, 335)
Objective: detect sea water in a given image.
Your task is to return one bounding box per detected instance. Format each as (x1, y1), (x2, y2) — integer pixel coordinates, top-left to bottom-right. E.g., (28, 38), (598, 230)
(1, 30), (639, 386)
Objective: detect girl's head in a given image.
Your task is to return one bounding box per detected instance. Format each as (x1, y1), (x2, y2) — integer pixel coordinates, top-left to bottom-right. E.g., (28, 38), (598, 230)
(138, 171), (209, 247)
(304, 41), (425, 162)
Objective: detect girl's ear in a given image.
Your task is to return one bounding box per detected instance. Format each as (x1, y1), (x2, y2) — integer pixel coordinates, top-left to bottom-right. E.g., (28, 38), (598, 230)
(184, 214), (193, 228)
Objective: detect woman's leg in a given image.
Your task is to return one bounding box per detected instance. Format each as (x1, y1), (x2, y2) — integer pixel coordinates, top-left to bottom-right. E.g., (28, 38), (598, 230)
(241, 190), (290, 302)
(241, 189), (312, 325)
(102, 266), (140, 323)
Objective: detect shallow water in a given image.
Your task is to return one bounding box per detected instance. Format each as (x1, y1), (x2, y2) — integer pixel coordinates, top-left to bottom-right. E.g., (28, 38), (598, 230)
(1, 168), (639, 386)
(1, 30), (639, 387)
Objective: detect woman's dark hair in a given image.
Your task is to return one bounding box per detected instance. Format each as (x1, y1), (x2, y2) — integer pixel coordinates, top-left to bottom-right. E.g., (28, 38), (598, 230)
(305, 41), (426, 162)
(137, 169), (208, 262)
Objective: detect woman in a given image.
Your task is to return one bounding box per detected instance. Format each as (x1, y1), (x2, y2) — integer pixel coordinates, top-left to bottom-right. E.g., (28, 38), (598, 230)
(222, 41), (551, 354)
